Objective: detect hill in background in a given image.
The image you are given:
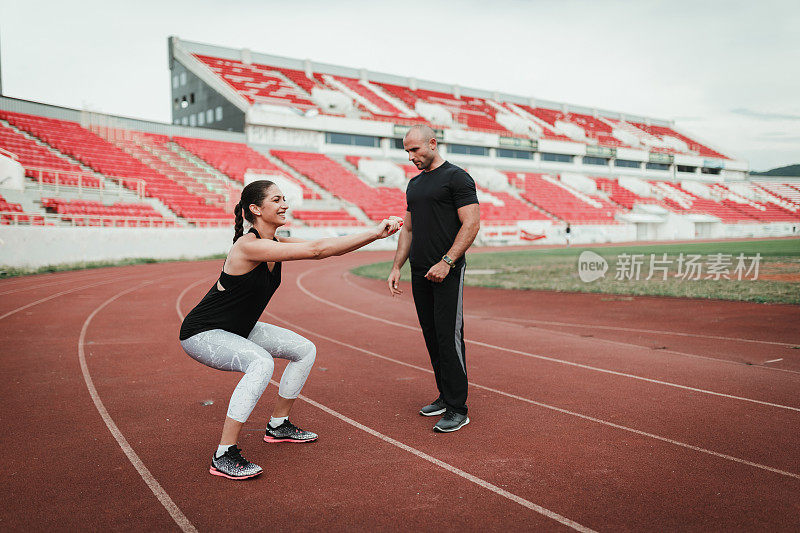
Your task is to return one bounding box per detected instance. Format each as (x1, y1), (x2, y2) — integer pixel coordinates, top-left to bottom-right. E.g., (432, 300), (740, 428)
(751, 163), (800, 176)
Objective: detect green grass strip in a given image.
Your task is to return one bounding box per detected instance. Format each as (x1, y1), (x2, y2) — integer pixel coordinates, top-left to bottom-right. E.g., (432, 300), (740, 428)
(352, 239), (800, 305)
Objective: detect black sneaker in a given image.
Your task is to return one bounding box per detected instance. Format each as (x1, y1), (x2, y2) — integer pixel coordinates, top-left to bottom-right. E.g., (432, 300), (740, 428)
(264, 419), (318, 443)
(419, 398), (447, 417)
(433, 410), (470, 433)
(209, 445), (262, 480)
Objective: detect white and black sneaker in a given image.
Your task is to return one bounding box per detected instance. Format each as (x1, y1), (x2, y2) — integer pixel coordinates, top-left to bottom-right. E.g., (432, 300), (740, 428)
(209, 445), (263, 480)
(433, 410), (470, 433)
(264, 419), (318, 443)
(419, 398), (447, 417)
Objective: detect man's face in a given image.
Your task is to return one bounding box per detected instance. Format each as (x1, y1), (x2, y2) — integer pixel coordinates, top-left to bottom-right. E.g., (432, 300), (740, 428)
(404, 132), (436, 171)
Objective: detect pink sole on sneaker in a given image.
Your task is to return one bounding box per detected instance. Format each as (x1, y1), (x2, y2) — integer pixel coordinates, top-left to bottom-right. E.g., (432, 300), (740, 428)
(263, 435), (318, 443)
(209, 467), (262, 480)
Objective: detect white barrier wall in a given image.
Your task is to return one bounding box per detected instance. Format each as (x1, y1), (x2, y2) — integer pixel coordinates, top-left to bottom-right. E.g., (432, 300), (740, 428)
(0, 224), (404, 269)
(0, 154), (24, 191)
(0, 226), (232, 269)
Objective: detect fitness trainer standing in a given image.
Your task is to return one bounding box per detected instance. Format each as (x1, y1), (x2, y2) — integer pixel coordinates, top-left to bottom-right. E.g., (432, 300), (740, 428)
(388, 125), (480, 432)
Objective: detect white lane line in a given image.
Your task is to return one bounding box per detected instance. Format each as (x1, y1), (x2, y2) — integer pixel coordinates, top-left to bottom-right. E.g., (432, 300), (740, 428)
(297, 389), (596, 533)
(765, 359), (784, 364)
(343, 271), (800, 357)
(341, 272), (800, 376)
(300, 270), (800, 413)
(489, 315), (799, 348)
(174, 280), (595, 532)
(0, 277), (127, 321)
(482, 316), (800, 378)
(81, 281), (197, 533)
(0, 272), (104, 296)
(175, 277), (213, 320)
(264, 311), (800, 482)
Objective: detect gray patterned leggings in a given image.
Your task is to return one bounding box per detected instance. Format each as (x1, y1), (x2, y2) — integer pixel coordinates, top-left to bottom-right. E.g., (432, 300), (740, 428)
(180, 322), (316, 423)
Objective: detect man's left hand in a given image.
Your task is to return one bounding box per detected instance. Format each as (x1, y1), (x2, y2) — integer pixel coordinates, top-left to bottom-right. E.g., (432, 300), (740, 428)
(425, 261), (451, 282)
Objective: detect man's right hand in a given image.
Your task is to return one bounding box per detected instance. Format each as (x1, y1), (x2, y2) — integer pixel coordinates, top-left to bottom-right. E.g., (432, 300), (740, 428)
(388, 267), (402, 297)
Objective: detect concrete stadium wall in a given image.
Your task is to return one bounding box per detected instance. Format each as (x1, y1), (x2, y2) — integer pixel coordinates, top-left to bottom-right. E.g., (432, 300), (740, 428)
(0, 225), (400, 269)
(0, 226), (232, 269)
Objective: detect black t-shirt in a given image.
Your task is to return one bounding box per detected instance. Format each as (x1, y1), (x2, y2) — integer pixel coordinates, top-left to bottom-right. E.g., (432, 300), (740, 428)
(405, 161), (479, 274)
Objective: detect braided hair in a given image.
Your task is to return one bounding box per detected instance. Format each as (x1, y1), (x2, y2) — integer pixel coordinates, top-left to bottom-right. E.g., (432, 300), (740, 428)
(233, 179), (276, 243)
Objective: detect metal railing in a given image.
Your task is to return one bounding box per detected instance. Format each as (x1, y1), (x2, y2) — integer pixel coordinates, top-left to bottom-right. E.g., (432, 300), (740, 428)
(0, 146), (19, 161)
(26, 167), (146, 201)
(0, 211), (177, 228)
(185, 219), (232, 228)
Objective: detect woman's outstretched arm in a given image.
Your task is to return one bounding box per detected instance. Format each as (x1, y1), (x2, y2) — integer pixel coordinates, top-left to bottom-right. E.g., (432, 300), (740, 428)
(238, 217), (402, 263)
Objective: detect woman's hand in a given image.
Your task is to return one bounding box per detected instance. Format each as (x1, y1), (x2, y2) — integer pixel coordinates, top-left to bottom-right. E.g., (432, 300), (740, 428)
(375, 216), (403, 239)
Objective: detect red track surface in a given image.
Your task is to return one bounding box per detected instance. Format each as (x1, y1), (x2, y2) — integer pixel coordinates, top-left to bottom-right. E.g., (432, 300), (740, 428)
(1, 252), (799, 531)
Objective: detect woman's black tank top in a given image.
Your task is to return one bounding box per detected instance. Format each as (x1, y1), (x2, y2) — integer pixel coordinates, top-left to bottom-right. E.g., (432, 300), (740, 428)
(179, 228), (282, 341)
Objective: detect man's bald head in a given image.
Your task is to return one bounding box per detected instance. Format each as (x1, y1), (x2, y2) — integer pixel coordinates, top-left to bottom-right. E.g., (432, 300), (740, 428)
(403, 124), (442, 172)
(404, 124), (437, 143)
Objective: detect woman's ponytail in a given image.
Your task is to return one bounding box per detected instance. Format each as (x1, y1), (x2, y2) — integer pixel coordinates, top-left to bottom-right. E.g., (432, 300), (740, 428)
(233, 203), (244, 243)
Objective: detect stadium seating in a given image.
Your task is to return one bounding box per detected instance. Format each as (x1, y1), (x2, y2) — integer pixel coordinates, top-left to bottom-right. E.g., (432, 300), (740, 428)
(476, 186), (552, 223)
(41, 198), (173, 227)
(272, 150), (406, 222)
(512, 172), (621, 224)
(173, 137), (319, 200)
(0, 111), (230, 222)
(290, 209), (361, 227)
(0, 193), (45, 225)
(708, 183), (800, 222)
(651, 182), (757, 222)
(630, 122), (727, 159)
(184, 51), (737, 162)
(0, 120), (86, 181)
(524, 108), (626, 147)
(333, 75), (406, 116)
(194, 55), (316, 109)
(108, 132), (228, 206)
(593, 177), (662, 210)
(507, 104), (575, 142)
(754, 181), (800, 208)
(401, 164), (419, 180)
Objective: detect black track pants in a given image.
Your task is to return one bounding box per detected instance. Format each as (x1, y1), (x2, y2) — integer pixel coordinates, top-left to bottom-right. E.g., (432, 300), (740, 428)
(411, 265), (468, 415)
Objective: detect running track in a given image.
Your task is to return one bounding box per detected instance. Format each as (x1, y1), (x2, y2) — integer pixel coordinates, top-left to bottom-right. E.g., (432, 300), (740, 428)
(1, 251), (798, 531)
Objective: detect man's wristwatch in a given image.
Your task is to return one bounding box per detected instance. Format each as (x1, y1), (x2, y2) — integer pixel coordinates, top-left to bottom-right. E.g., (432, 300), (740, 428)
(442, 255), (455, 268)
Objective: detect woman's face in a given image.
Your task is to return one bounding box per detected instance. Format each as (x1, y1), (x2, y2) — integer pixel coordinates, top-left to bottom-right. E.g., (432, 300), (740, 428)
(250, 186), (288, 227)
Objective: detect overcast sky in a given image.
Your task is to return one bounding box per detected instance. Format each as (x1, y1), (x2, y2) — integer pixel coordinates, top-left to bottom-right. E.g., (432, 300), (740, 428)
(1, 0), (798, 171)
